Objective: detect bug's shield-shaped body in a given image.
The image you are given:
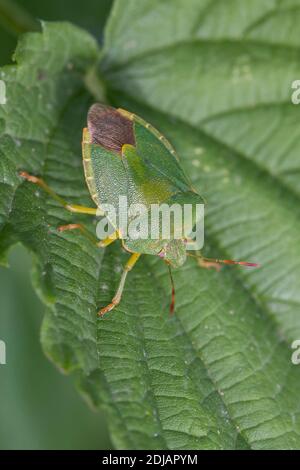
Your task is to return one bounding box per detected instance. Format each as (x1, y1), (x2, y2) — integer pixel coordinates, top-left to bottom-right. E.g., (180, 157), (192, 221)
(19, 104), (257, 316)
(82, 104), (204, 268)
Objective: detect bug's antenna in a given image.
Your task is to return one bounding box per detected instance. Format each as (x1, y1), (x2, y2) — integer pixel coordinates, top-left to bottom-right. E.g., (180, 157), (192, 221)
(202, 257), (260, 267)
(167, 264), (176, 315)
(187, 252), (260, 268)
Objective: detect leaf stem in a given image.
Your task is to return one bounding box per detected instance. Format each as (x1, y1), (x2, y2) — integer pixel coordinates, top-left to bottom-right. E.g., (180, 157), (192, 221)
(0, 0), (40, 36)
(84, 64), (108, 103)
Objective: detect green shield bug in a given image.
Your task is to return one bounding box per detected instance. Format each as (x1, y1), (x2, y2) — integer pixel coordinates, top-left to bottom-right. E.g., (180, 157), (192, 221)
(20, 104), (259, 316)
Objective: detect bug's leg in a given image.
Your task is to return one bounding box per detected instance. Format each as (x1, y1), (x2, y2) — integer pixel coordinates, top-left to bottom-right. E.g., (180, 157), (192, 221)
(58, 223), (99, 244)
(19, 171), (103, 215)
(58, 224), (119, 248)
(98, 252), (141, 316)
(98, 231), (119, 248)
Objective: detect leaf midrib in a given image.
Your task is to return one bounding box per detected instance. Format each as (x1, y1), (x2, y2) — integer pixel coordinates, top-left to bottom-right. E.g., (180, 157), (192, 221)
(103, 37), (300, 72)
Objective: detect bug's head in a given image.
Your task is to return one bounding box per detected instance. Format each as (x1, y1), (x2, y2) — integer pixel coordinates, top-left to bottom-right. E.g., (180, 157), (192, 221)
(159, 239), (186, 268)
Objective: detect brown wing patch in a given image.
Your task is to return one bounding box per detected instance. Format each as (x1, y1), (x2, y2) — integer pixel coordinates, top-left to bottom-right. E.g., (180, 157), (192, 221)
(87, 103), (135, 155)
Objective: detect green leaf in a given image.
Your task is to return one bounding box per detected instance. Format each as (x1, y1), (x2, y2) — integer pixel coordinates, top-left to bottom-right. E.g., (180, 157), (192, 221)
(1, 0), (300, 450)
(100, 0), (300, 448)
(0, 244), (111, 449)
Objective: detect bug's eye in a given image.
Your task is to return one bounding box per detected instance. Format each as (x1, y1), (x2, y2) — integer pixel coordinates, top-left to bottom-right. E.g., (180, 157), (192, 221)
(158, 249), (166, 259)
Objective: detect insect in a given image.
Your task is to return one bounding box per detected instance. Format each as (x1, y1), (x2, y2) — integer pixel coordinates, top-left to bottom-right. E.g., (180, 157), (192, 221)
(20, 104), (259, 316)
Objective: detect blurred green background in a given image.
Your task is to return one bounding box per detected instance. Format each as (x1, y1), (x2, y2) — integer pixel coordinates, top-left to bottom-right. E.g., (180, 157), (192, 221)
(0, 0), (113, 450)
(0, 0), (112, 65)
